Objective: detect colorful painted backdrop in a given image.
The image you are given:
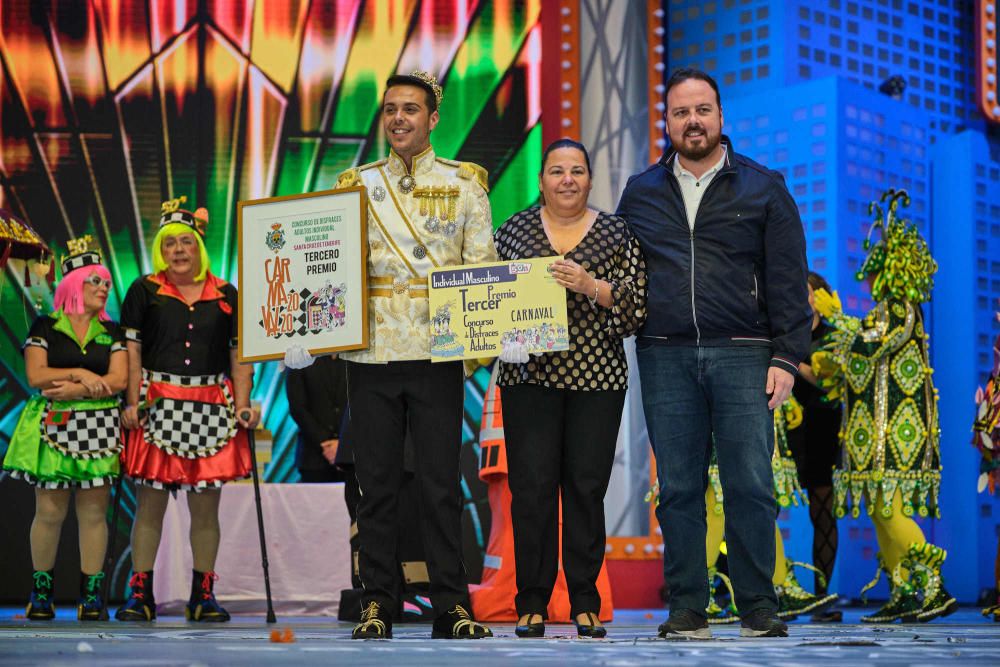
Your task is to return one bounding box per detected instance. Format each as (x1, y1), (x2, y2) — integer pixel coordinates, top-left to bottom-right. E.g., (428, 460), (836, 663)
(0, 0), (541, 474)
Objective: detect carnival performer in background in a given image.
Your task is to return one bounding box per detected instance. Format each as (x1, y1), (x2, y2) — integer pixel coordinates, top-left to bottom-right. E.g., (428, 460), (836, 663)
(494, 139), (647, 638)
(702, 396), (838, 626)
(972, 300), (1000, 622)
(812, 189), (956, 623)
(115, 198), (258, 622)
(787, 271), (844, 622)
(331, 71), (496, 640)
(3, 237), (126, 620)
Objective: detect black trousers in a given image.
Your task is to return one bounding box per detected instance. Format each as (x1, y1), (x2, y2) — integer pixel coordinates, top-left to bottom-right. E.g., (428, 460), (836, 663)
(500, 383), (625, 618)
(346, 360), (469, 616)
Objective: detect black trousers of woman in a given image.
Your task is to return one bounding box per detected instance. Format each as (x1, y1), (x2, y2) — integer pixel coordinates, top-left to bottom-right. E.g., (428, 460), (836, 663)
(500, 383), (625, 618)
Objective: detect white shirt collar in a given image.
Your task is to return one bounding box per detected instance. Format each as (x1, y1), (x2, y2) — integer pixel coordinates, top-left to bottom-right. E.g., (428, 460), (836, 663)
(673, 145), (728, 181)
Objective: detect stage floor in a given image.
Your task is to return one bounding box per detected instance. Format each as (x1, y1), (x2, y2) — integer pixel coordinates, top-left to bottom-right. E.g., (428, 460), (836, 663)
(1, 607), (998, 666)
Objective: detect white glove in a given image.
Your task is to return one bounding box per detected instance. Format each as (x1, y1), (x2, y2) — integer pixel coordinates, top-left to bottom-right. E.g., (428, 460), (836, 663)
(499, 340), (529, 364)
(498, 340), (518, 363)
(283, 345), (315, 370)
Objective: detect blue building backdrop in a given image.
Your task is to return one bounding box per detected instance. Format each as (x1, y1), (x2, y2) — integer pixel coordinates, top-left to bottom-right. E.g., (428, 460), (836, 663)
(666, 0), (1000, 603)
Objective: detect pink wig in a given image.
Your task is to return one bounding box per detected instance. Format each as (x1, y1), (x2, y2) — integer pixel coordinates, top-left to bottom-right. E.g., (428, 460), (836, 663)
(53, 264), (113, 321)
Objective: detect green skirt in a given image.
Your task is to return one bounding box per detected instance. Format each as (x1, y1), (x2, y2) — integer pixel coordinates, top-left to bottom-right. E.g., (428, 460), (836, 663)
(3, 395), (120, 489)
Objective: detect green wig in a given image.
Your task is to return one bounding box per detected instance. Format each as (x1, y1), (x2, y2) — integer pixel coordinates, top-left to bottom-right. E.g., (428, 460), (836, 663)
(152, 222), (210, 282)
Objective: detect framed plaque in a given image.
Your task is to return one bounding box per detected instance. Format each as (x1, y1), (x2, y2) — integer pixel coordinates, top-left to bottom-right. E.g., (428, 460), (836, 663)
(237, 187), (368, 363)
(427, 256), (569, 362)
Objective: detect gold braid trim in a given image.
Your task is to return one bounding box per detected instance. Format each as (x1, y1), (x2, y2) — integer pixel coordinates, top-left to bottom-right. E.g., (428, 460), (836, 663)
(456, 161), (490, 193)
(336, 168), (361, 188)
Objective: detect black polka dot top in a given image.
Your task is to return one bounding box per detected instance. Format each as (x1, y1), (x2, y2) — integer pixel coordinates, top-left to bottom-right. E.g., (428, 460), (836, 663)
(494, 207), (647, 391)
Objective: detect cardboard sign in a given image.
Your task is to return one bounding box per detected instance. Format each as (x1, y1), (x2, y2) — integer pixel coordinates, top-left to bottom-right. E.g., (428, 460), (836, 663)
(428, 256), (569, 361)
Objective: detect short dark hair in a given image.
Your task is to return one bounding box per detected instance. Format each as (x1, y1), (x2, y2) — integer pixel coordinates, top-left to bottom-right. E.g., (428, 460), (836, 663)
(807, 270), (831, 293)
(384, 74), (438, 112)
(664, 68), (722, 108)
(541, 138), (592, 176)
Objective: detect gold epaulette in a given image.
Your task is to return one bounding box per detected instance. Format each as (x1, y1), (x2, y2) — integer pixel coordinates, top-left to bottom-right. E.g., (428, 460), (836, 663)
(457, 161), (490, 193)
(336, 159), (386, 188)
(438, 157), (489, 193)
(336, 168), (360, 188)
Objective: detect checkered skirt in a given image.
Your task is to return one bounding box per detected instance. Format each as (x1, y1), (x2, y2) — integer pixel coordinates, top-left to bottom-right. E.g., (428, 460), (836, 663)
(141, 370), (238, 459)
(40, 403), (122, 459)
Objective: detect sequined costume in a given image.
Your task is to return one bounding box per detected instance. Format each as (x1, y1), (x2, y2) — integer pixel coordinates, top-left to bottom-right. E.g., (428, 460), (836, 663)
(823, 297), (941, 519)
(813, 189), (954, 623)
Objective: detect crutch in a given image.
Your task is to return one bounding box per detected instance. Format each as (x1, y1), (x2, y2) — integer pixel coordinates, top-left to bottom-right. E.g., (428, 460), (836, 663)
(241, 409), (277, 623)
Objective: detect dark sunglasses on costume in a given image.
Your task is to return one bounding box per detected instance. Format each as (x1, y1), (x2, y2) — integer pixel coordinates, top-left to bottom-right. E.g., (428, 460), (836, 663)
(84, 274), (112, 289)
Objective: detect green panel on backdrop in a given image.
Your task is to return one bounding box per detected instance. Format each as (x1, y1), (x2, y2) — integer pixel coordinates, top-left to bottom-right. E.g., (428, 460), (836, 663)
(488, 123), (542, 229)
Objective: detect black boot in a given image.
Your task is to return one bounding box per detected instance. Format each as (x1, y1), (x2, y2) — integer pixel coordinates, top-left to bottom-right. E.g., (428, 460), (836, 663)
(77, 572), (108, 621)
(26, 570), (55, 620)
(186, 570), (230, 622)
(115, 570), (156, 621)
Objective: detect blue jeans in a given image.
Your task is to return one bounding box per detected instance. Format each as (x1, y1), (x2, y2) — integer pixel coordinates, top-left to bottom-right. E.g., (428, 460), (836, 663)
(636, 344), (778, 616)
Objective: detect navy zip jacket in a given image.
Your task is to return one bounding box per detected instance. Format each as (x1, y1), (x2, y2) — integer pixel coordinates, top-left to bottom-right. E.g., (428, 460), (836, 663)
(615, 138), (811, 374)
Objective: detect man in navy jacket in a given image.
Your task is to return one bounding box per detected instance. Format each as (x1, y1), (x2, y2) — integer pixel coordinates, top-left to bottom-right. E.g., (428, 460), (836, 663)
(617, 68), (811, 639)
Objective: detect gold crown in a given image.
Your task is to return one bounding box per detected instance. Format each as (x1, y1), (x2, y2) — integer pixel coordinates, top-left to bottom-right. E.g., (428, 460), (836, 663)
(66, 235), (94, 256)
(161, 195), (188, 215)
(409, 70), (443, 108)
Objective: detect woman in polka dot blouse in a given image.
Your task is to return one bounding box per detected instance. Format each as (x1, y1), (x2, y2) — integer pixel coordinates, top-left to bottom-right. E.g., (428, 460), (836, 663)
(493, 138), (647, 638)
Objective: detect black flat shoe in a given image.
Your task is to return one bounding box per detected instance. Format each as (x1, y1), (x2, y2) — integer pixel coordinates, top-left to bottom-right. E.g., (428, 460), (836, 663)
(515, 613), (545, 638)
(574, 612), (607, 638)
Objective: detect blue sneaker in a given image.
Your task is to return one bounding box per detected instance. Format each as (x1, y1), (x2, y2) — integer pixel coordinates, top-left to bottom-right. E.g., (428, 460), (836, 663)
(115, 571), (156, 621)
(186, 570), (230, 622)
(77, 572), (109, 621)
(26, 570), (55, 621)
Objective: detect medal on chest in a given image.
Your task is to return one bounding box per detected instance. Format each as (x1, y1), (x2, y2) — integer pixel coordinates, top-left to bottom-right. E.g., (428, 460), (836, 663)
(398, 174), (416, 194)
(413, 185), (460, 236)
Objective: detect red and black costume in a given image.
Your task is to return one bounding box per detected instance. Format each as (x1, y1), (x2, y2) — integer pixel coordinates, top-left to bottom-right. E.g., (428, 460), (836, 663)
(119, 272), (250, 489)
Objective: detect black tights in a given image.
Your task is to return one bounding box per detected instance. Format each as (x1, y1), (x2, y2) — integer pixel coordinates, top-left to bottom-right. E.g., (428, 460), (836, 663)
(807, 486), (838, 595)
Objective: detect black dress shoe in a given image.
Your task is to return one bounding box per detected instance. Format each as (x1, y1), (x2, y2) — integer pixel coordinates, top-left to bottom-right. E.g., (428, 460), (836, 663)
(515, 613), (545, 638)
(431, 604), (492, 639)
(574, 612), (607, 638)
(352, 601), (392, 639)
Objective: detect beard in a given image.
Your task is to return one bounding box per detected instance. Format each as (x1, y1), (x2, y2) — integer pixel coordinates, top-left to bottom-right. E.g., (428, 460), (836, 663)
(673, 126), (721, 162)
